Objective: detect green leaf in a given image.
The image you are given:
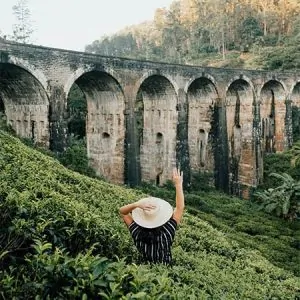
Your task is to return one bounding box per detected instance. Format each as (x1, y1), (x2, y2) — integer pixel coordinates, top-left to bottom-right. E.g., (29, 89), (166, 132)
(282, 199), (290, 215)
(131, 292), (148, 299)
(93, 280), (108, 288)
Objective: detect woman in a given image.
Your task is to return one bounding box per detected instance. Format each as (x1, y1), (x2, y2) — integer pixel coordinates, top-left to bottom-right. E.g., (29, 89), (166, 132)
(119, 168), (184, 265)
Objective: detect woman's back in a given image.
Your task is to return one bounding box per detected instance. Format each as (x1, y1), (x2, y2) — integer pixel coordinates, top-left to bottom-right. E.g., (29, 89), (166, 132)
(129, 218), (177, 264)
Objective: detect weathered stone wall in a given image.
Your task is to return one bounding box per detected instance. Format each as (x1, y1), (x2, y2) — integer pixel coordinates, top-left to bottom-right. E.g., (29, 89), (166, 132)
(138, 76), (178, 185)
(225, 79), (256, 197)
(77, 72), (125, 183)
(0, 40), (299, 197)
(187, 77), (217, 174)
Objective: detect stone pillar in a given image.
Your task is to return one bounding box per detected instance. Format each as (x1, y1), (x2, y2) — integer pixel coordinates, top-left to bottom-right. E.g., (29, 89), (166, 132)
(274, 95), (287, 152)
(253, 99), (263, 185)
(213, 98), (229, 193)
(176, 88), (190, 189)
(124, 89), (141, 187)
(285, 98), (293, 148)
(48, 85), (68, 152)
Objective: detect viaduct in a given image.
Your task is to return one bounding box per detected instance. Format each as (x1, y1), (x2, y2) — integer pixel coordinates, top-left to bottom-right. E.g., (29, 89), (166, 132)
(0, 39), (299, 197)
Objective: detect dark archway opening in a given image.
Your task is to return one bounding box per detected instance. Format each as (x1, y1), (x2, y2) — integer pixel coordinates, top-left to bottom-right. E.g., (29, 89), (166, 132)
(156, 132), (163, 144)
(66, 83), (87, 140)
(0, 97), (5, 127)
(0, 97), (4, 112)
(199, 129), (206, 167)
(156, 173), (162, 186)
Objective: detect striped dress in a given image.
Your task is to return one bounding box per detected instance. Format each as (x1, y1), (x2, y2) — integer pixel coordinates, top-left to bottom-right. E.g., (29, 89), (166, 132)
(129, 218), (177, 265)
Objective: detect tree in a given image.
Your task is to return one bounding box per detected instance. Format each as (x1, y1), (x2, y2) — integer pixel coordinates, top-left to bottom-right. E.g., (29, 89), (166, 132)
(238, 16), (263, 49)
(11, 0), (34, 43)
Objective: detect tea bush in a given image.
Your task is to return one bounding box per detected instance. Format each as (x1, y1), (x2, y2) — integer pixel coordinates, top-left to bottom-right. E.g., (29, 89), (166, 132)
(137, 184), (300, 276)
(0, 131), (299, 299)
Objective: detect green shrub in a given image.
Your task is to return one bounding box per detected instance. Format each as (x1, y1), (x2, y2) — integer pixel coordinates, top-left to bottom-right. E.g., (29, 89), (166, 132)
(0, 240), (175, 299)
(57, 137), (97, 178)
(260, 153), (294, 189)
(190, 171), (215, 192)
(254, 173), (300, 220)
(0, 131), (300, 299)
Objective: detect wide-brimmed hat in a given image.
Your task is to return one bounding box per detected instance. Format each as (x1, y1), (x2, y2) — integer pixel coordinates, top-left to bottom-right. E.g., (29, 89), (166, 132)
(132, 197), (173, 228)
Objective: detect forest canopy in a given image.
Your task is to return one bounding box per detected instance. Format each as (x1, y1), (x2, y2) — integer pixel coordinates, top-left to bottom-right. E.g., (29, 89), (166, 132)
(85, 0), (300, 70)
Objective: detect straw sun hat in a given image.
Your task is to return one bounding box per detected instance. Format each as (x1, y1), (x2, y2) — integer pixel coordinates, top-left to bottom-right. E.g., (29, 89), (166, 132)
(132, 197), (174, 228)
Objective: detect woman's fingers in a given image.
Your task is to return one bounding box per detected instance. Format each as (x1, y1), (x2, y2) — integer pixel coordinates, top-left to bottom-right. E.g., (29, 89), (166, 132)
(142, 204), (156, 211)
(173, 168), (183, 179)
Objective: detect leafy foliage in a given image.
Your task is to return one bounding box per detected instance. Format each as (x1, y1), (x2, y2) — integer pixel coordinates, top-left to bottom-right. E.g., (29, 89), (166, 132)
(292, 106), (300, 142)
(67, 84), (87, 139)
(259, 152), (300, 190)
(1, 240), (175, 299)
(254, 173), (300, 220)
(0, 131), (299, 299)
(289, 141), (300, 168)
(189, 171), (215, 192)
(57, 137), (97, 178)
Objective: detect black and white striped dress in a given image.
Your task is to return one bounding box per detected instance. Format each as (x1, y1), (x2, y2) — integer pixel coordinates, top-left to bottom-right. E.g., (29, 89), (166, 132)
(129, 218), (177, 265)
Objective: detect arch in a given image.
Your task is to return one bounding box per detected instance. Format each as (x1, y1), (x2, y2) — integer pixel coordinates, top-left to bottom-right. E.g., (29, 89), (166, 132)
(134, 70), (179, 98)
(186, 76), (219, 102)
(259, 79), (287, 153)
(226, 75), (255, 95)
(0, 62), (50, 146)
(8, 56), (48, 93)
(184, 73), (218, 94)
(291, 81), (300, 106)
(64, 65), (124, 97)
(137, 74), (177, 98)
(258, 79), (287, 100)
(226, 78), (254, 105)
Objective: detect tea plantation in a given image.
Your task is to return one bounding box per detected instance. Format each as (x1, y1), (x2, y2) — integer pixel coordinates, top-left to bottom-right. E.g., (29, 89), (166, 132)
(0, 131), (299, 299)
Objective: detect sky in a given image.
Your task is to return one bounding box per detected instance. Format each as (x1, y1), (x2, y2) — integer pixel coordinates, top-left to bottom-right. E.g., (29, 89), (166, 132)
(0, 0), (174, 51)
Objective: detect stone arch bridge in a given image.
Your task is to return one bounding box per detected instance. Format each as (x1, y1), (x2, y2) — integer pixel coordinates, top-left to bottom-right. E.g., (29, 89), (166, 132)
(1, 40), (299, 197)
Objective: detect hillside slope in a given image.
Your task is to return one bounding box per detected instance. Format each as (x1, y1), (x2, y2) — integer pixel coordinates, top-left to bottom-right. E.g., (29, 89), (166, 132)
(0, 131), (299, 299)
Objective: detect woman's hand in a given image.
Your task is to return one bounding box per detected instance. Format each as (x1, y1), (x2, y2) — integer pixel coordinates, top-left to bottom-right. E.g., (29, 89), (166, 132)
(172, 168), (185, 224)
(136, 200), (156, 211)
(172, 168), (183, 187)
